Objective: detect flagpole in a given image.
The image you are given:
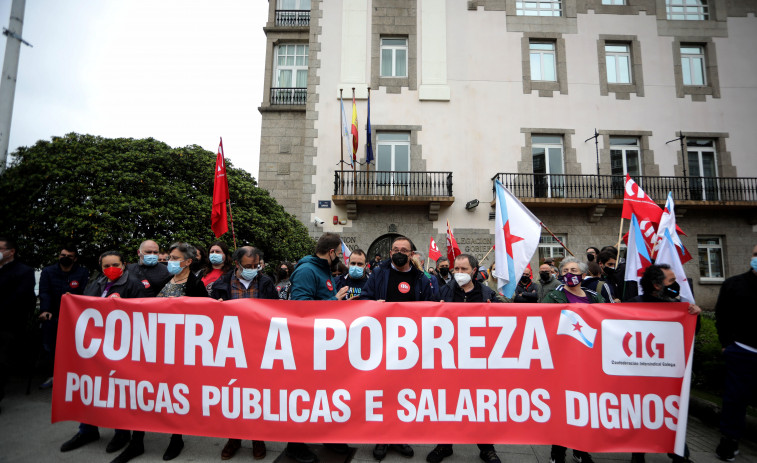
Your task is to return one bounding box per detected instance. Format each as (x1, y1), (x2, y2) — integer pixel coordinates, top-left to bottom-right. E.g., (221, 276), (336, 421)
(227, 199), (237, 250)
(339, 88), (344, 195)
(352, 87), (357, 191)
(480, 245), (495, 264)
(540, 222), (574, 256)
(366, 87), (371, 196)
(615, 218), (624, 261)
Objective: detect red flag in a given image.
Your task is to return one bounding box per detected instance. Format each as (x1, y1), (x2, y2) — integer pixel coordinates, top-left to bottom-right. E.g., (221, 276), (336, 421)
(622, 174), (663, 222)
(428, 237), (442, 262)
(446, 220), (461, 263)
(211, 139), (229, 238)
(351, 93), (358, 164)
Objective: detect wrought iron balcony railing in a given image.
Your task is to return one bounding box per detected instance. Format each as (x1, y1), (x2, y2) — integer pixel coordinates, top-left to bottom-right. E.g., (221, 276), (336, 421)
(274, 10), (311, 26)
(492, 173), (757, 202)
(270, 87), (307, 105)
(334, 170), (453, 198)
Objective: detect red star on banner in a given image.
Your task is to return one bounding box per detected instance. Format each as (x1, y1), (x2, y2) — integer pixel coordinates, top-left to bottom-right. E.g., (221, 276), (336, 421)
(502, 221), (525, 259)
(572, 322), (583, 331)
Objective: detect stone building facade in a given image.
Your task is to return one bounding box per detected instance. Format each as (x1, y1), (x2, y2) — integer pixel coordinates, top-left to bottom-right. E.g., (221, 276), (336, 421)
(258, 0), (757, 309)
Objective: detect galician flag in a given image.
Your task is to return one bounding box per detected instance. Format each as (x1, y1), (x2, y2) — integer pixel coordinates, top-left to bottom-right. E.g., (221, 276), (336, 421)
(652, 192), (691, 264)
(340, 94), (353, 167)
(493, 180), (541, 298)
(656, 229), (696, 304)
(624, 213), (653, 292)
(557, 309), (597, 348)
(340, 240), (352, 265)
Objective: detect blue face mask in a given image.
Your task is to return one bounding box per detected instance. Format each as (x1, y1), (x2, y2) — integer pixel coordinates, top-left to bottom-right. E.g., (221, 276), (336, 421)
(167, 260), (183, 275)
(751, 257), (757, 272)
(348, 266), (364, 279)
(142, 254), (158, 266)
(240, 267), (258, 281)
(209, 253), (224, 265)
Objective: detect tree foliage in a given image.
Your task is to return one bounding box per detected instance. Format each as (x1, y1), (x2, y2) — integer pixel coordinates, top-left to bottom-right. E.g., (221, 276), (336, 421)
(0, 133), (314, 270)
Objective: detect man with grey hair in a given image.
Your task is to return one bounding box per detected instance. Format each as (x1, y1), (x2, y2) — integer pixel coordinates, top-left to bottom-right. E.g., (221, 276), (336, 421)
(210, 245), (277, 460)
(127, 239), (171, 297)
(434, 256), (452, 287)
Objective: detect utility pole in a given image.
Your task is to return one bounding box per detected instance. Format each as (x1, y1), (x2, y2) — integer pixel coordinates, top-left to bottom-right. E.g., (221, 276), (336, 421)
(0, 0), (31, 175)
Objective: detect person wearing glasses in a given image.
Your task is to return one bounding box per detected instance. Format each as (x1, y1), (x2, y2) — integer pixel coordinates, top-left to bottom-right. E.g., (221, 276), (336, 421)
(360, 236), (435, 461)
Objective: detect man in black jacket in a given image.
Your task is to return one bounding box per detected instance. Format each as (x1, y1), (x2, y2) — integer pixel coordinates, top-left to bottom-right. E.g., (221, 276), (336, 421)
(127, 239), (171, 297)
(0, 237), (36, 408)
(430, 253), (501, 463)
(715, 244), (757, 462)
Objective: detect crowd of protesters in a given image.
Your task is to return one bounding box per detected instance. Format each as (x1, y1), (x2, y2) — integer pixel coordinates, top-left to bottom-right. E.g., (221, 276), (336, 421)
(0, 233), (754, 463)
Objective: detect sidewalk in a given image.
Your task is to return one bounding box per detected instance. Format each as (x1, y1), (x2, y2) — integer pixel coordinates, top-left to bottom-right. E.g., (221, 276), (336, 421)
(1, 377), (755, 463)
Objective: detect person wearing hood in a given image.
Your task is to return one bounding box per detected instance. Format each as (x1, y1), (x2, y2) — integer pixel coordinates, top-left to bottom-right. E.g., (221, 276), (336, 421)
(126, 239), (171, 297)
(285, 233), (350, 463)
(336, 248), (369, 299)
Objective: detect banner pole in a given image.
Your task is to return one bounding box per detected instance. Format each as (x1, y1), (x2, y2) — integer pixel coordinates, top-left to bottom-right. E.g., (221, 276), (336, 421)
(339, 88), (344, 195)
(480, 245), (495, 264)
(540, 222), (574, 256)
(227, 199), (237, 250)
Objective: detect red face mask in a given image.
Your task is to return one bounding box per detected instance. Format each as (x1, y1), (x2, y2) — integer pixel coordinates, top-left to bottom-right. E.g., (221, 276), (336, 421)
(103, 266), (123, 281)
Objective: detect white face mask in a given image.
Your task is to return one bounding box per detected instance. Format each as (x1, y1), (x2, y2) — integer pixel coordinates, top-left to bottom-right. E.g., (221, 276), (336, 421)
(454, 272), (472, 286)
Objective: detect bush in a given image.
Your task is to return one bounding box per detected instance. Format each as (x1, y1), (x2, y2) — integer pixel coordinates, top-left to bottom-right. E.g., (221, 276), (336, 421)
(692, 313), (725, 395)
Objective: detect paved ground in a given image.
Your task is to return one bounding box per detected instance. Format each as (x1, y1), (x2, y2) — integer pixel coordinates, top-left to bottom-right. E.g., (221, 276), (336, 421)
(1, 377), (755, 463)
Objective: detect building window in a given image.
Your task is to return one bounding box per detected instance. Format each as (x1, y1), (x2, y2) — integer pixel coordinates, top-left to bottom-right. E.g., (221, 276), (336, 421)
(538, 235), (567, 265)
(516, 0), (562, 16)
(610, 137), (641, 196)
(666, 0), (708, 20)
(275, 0), (310, 26)
(532, 135), (564, 198)
(380, 38), (408, 78)
(530, 42), (557, 82)
(681, 45), (706, 86)
(605, 43), (632, 84)
(602, 0), (625, 4)
(697, 236), (724, 280)
(376, 133), (411, 195)
(271, 44), (308, 104)
(687, 139), (719, 200)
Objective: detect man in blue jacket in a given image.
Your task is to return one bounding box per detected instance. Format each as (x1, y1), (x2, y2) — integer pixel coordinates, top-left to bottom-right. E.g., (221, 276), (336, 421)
(285, 233), (349, 463)
(361, 236), (435, 460)
(38, 244), (90, 389)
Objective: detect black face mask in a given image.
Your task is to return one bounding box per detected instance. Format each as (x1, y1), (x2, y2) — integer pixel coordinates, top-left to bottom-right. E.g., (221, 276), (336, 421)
(277, 269), (288, 280)
(603, 266), (616, 277)
(662, 281), (680, 300)
(329, 251), (340, 272)
(587, 253), (595, 262)
(59, 256), (74, 267)
(391, 252), (409, 267)
(520, 275), (531, 285)
(438, 267), (449, 277)
(539, 271), (551, 281)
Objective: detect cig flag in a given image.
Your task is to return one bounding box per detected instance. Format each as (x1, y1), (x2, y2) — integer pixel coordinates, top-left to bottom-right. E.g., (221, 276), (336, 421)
(624, 214), (653, 292)
(211, 139), (229, 238)
(493, 180), (541, 298)
(446, 221), (461, 263)
(556, 309), (597, 348)
(428, 237), (442, 262)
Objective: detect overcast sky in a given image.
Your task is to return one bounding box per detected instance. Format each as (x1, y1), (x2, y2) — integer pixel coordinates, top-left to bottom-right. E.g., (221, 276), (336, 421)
(2, 0), (269, 177)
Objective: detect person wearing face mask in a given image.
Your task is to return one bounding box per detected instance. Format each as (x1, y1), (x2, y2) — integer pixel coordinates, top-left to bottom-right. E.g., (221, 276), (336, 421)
(275, 261), (295, 300)
(361, 236), (434, 461)
(158, 250), (169, 264)
(485, 262), (511, 302)
(126, 239), (171, 297)
(37, 244), (90, 389)
(625, 264), (700, 463)
(336, 249), (370, 299)
(434, 257), (452, 287)
(60, 250), (148, 458)
(585, 246), (599, 262)
(713, 244), (757, 462)
(285, 233), (352, 463)
(513, 265), (541, 303)
(537, 263), (560, 301)
(542, 256), (603, 463)
(200, 241), (233, 295)
(596, 249), (621, 302)
(209, 246), (277, 461)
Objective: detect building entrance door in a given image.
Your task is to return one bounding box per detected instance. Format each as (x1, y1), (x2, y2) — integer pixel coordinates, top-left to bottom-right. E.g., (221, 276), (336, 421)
(367, 233), (402, 267)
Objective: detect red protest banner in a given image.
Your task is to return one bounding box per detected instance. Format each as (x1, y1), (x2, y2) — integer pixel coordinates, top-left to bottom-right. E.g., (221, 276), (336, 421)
(53, 295), (695, 454)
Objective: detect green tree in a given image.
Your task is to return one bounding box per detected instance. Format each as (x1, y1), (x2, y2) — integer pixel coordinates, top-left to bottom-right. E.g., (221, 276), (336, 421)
(0, 133), (314, 270)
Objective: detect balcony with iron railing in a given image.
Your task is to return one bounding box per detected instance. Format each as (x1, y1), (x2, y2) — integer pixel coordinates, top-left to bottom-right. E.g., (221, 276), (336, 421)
(333, 170), (454, 220)
(270, 87), (307, 106)
(491, 173), (757, 208)
(274, 10), (310, 27)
